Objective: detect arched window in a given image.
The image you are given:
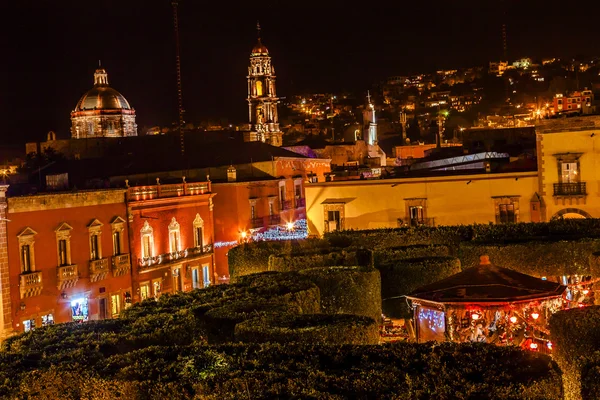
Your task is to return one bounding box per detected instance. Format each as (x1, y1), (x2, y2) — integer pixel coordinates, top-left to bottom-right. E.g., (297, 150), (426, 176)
(168, 217), (181, 254)
(255, 80), (263, 96)
(140, 221), (154, 259)
(193, 213), (204, 248)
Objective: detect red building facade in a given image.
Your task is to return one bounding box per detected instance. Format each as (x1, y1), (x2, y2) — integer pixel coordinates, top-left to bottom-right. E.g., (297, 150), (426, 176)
(5, 189), (132, 333)
(126, 180), (215, 302)
(213, 157), (330, 280)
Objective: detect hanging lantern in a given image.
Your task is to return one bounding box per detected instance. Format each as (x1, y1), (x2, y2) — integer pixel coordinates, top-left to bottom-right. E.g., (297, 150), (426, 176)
(509, 316), (518, 324)
(471, 313), (480, 320)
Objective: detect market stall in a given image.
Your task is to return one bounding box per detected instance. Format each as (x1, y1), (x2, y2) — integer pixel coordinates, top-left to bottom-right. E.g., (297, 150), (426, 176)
(406, 255), (567, 352)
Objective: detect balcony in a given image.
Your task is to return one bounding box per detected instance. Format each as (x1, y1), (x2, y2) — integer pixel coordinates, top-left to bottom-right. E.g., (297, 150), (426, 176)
(112, 253), (131, 277)
(281, 200), (293, 210)
(127, 181), (211, 201)
(295, 198), (306, 208)
(268, 214), (281, 225)
(553, 182), (587, 196)
(19, 271), (43, 299)
(138, 244), (214, 271)
(398, 218), (435, 228)
(89, 258), (109, 282)
(57, 265), (79, 290)
(250, 217), (264, 229)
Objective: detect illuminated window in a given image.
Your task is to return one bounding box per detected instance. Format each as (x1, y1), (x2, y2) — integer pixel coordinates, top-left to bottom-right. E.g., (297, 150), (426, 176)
(140, 221), (154, 259)
(168, 217), (181, 253)
(193, 214), (204, 248)
(110, 293), (121, 317)
(87, 219), (103, 260)
(172, 267), (182, 292)
(42, 313), (54, 327)
(191, 267), (201, 289)
(23, 318), (36, 332)
(202, 265), (211, 288)
(55, 222), (73, 266)
(561, 162), (579, 183)
(255, 80), (263, 96)
(140, 282), (150, 301)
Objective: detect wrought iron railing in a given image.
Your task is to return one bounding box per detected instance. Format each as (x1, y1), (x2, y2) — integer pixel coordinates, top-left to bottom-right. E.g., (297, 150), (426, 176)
(138, 244), (214, 269)
(553, 182), (586, 196)
(398, 218), (435, 227)
(268, 214), (281, 225)
(112, 253), (131, 277)
(250, 217), (264, 229)
(281, 200), (293, 210)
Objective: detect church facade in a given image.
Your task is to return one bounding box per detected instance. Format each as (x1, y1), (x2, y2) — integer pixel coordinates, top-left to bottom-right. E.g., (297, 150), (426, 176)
(243, 24), (283, 147)
(70, 67), (137, 139)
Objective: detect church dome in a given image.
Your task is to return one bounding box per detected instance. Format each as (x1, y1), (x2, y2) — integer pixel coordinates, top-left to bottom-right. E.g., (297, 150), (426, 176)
(251, 39), (269, 56)
(74, 68), (132, 112)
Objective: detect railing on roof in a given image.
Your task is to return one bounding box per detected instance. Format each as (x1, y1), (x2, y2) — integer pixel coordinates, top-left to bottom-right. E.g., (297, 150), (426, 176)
(409, 152), (510, 171)
(127, 181), (211, 200)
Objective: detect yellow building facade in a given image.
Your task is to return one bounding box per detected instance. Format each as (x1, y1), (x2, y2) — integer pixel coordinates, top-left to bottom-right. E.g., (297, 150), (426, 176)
(305, 172), (539, 236)
(305, 115), (600, 237)
(537, 116), (600, 220)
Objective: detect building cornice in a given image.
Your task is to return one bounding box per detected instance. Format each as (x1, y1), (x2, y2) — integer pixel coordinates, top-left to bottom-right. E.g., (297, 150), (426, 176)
(8, 189), (127, 213)
(307, 171), (538, 188)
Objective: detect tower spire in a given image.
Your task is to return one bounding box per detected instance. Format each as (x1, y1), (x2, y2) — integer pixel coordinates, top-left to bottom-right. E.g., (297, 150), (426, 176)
(256, 21), (261, 40)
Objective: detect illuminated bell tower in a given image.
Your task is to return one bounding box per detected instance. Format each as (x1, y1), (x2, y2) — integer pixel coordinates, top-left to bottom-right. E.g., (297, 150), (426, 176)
(363, 91), (377, 145)
(244, 22), (282, 147)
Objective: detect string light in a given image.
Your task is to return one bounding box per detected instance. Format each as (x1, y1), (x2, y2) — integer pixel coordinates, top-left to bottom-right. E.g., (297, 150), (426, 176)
(509, 316), (518, 324)
(471, 313), (480, 320)
(418, 308), (445, 331)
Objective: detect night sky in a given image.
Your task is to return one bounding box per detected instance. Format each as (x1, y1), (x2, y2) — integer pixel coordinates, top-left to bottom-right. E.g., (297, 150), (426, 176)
(1, 0), (599, 145)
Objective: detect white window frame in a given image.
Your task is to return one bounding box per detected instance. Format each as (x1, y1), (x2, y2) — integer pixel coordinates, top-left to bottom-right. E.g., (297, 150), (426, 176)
(140, 221), (154, 259)
(55, 222), (73, 266)
(87, 219), (103, 260)
(110, 216), (126, 256)
(17, 227), (37, 273)
(193, 214), (204, 248)
(168, 217), (181, 254)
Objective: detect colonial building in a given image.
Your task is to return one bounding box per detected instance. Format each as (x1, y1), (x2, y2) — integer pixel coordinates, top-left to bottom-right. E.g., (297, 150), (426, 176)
(4, 189), (132, 335)
(212, 156), (331, 279)
(126, 180), (215, 302)
(305, 171), (539, 236)
(70, 67), (137, 138)
(536, 115), (600, 220)
(243, 23), (283, 147)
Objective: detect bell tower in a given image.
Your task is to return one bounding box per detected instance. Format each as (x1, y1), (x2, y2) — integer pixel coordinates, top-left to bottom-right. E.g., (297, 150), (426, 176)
(244, 22), (282, 147)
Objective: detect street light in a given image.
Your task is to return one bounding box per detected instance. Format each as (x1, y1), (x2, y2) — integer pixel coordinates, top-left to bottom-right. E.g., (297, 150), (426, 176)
(286, 222), (295, 231)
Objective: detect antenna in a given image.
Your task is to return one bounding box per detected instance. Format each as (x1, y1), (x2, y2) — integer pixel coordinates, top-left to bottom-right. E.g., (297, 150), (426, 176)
(172, 0), (185, 156)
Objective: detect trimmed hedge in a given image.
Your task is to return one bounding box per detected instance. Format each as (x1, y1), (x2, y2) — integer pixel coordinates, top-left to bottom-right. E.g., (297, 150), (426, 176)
(326, 219), (600, 249)
(459, 239), (600, 277)
(300, 266), (382, 322)
(373, 244), (450, 267)
(377, 256), (462, 319)
(550, 306), (600, 400)
(268, 248), (373, 272)
(234, 314), (379, 345)
(2, 342), (562, 399)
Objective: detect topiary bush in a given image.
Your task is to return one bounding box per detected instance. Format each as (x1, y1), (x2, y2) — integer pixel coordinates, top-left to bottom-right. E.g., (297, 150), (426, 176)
(377, 256), (462, 318)
(460, 239), (600, 277)
(299, 266), (381, 322)
(550, 306), (600, 400)
(268, 248), (373, 272)
(234, 314), (379, 345)
(373, 244), (450, 267)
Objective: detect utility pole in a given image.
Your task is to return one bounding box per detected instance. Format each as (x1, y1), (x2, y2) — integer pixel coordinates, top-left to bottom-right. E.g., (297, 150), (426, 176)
(172, 0), (185, 156)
